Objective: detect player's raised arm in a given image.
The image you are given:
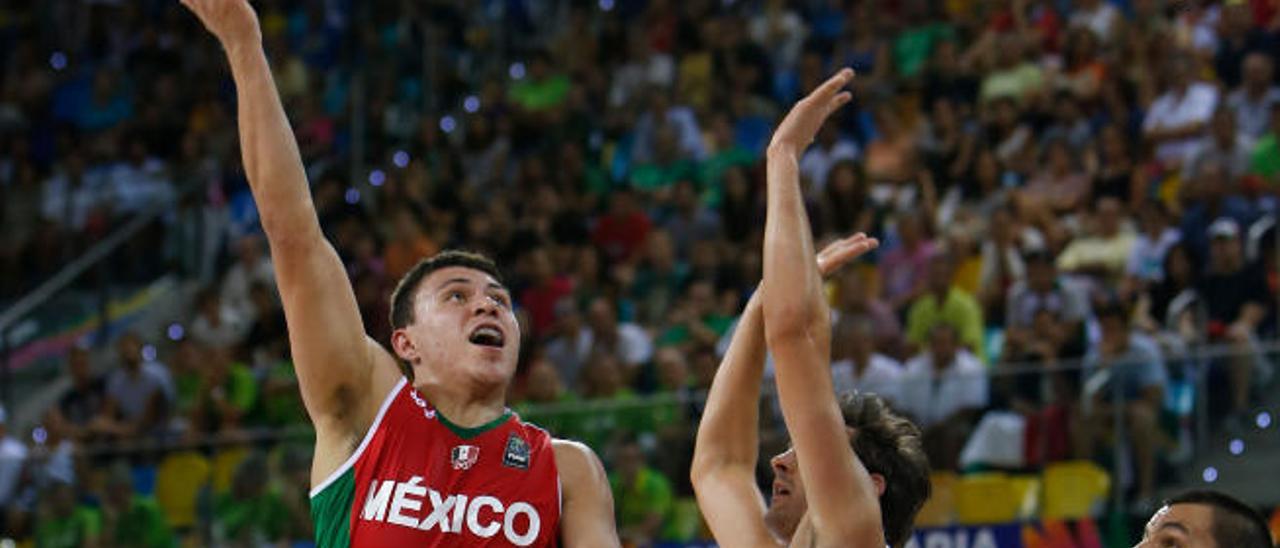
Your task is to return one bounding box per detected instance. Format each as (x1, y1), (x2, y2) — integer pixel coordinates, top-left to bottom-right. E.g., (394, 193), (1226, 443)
(181, 0), (398, 466)
(691, 234), (877, 547)
(762, 69), (884, 547)
(690, 290), (776, 547)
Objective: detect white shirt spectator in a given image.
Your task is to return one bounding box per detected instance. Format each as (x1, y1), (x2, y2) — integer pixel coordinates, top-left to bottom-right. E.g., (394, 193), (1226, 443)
(105, 157), (174, 216)
(190, 306), (247, 350)
(630, 106), (706, 164)
(1143, 82), (1219, 165)
(1069, 1), (1121, 41)
(545, 323), (654, 386)
(105, 366), (171, 422)
(749, 7), (808, 71)
(831, 354), (904, 406)
(899, 350), (989, 427)
(0, 407), (28, 507)
(800, 139), (860, 194)
(1127, 228), (1182, 282)
(40, 167), (107, 230)
(221, 255), (275, 321)
(1226, 87), (1280, 140)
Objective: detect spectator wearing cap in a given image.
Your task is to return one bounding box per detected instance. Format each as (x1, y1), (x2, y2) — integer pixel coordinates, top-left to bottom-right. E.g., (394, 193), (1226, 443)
(1196, 217), (1273, 426)
(1178, 157), (1259, 261)
(1080, 299), (1168, 508)
(1225, 53), (1280, 141)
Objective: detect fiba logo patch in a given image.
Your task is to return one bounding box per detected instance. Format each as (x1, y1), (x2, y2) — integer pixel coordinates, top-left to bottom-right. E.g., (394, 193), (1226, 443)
(451, 445), (480, 470)
(502, 434), (530, 470)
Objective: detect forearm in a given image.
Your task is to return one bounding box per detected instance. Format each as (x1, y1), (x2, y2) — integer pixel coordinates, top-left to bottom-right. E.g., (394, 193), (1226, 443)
(761, 146), (824, 336)
(224, 40), (323, 246)
(692, 294), (765, 475)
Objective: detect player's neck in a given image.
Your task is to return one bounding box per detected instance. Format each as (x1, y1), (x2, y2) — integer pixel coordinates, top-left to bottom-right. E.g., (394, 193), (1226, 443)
(417, 381), (508, 428)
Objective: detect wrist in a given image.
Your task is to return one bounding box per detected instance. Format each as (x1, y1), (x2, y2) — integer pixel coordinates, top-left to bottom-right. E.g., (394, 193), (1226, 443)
(766, 143), (801, 160)
(221, 32), (263, 58)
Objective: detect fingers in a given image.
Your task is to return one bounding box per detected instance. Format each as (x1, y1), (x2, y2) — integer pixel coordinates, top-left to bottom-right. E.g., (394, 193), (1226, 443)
(809, 68), (855, 102)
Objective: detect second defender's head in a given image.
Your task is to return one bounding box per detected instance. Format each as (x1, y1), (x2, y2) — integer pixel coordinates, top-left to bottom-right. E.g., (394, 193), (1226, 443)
(1137, 490), (1273, 548)
(764, 392), (931, 548)
(389, 250), (520, 391)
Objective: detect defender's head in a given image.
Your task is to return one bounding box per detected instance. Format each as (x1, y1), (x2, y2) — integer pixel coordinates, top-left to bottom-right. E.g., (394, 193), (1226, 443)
(764, 392), (931, 548)
(389, 250), (520, 391)
(1137, 490), (1273, 548)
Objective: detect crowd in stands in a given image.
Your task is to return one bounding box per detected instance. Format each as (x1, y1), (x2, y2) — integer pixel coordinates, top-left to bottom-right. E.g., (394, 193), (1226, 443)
(3, 0), (1280, 545)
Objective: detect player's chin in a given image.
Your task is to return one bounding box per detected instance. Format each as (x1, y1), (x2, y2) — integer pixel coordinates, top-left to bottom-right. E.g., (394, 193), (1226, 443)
(469, 345), (517, 374)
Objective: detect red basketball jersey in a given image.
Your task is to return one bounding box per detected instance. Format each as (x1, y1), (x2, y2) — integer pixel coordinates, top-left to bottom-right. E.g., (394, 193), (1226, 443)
(310, 378), (561, 547)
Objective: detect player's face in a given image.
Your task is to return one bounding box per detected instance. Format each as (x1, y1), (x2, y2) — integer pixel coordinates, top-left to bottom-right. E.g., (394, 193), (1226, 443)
(1134, 504), (1218, 548)
(764, 447), (806, 540)
(407, 267), (521, 388)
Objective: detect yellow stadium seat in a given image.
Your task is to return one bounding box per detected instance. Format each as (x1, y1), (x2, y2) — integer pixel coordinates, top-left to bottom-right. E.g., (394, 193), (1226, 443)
(954, 473), (1041, 525)
(915, 472), (957, 527)
(155, 451), (211, 529)
(1042, 460), (1110, 520)
(211, 446), (251, 494)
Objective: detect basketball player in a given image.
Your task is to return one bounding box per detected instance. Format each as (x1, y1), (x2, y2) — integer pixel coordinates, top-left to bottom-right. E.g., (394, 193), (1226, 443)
(1136, 490), (1273, 548)
(691, 69), (931, 547)
(181, 1), (619, 546)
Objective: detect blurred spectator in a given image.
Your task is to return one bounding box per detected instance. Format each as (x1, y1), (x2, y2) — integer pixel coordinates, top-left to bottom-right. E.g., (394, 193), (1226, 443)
(33, 480), (101, 548)
(547, 297), (652, 387)
(95, 333), (174, 441)
(631, 230), (690, 325)
(213, 453), (288, 545)
(830, 316), (904, 406)
(192, 345), (259, 434)
(879, 211), (937, 311)
(0, 406), (28, 512)
(1020, 138), (1090, 216)
(834, 266), (902, 355)
(977, 206), (1030, 325)
(905, 251), (985, 360)
(1226, 53), (1280, 141)
(801, 125), (860, 195)
(1186, 106), (1255, 180)
(609, 435), (674, 547)
(220, 234), (274, 321)
(1005, 249), (1091, 352)
(1248, 101), (1280, 184)
(99, 462), (174, 548)
(1125, 203), (1183, 293)
(189, 287), (247, 351)
(1142, 57), (1219, 167)
(1180, 157), (1259, 260)
(1197, 218), (1273, 425)
(50, 345), (107, 442)
(898, 324), (989, 470)
(275, 446), (314, 544)
(1056, 196), (1137, 283)
(1068, 0), (1123, 44)
(1080, 300), (1167, 506)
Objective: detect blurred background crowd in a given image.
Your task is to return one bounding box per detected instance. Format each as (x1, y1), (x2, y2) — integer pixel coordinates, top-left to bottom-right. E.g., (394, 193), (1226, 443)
(2, 0), (1280, 546)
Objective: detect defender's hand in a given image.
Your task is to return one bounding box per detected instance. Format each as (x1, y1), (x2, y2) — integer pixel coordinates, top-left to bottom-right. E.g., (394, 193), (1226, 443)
(181, 0), (262, 48)
(768, 68), (854, 158)
(817, 232), (878, 279)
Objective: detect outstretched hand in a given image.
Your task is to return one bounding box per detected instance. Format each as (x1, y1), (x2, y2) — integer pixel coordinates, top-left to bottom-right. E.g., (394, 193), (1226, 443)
(768, 68), (855, 157)
(181, 0), (262, 48)
(817, 232), (878, 279)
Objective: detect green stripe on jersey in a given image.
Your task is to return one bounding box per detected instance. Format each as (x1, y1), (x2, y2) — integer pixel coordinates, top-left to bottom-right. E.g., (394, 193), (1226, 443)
(310, 467), (355, 548)
(437, 409), (512, 439)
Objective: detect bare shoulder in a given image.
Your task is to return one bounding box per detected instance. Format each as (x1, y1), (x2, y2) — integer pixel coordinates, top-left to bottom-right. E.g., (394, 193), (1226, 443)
(551, 439), (607, 484)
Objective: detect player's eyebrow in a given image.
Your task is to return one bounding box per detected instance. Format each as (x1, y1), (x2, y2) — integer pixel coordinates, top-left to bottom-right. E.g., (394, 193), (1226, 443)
(436, 278), (474, 292)
(1155, 522), (1191, 536)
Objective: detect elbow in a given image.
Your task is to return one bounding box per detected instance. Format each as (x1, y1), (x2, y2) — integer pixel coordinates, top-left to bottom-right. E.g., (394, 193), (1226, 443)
(762, 301), (824, 347)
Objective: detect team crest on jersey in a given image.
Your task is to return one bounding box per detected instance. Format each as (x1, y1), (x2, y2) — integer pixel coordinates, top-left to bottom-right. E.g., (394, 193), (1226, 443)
(502, 433), (530, 470)
(451, 445), (480, 470)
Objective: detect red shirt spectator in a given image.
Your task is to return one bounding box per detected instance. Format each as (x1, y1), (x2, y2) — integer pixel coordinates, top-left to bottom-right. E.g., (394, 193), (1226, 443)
(593, 190), (653, 264)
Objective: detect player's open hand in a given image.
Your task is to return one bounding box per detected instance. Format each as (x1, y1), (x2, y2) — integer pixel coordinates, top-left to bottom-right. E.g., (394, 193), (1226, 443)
(817, 232), (878, 279)
(768, 68), (854, 158)
(181, 0), (262, 48)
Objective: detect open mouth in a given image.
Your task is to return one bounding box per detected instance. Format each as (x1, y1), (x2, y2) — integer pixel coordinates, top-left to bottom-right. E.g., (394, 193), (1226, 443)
(468, 324), (506, 348)
(772, 481), (791, 498)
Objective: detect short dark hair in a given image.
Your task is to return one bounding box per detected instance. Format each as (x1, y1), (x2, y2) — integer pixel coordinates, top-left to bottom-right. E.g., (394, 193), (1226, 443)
(840, 392), (931, 548)
(389, 250), (505, 330)
(1165, 490), (1273, 548)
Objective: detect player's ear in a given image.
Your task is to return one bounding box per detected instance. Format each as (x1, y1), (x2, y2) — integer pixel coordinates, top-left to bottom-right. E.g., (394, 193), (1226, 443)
(390, 329), (418, 363)
(870, 473), (886, 497)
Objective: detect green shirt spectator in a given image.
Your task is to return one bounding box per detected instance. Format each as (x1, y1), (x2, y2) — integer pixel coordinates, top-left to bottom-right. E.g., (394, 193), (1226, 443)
(36, 484), (101, 548)
(610, 438), (674, 545)
(895, 24), (954, 79)
(106, 497), (175, 548)
(509, 55), (571, 112)
(1249, 132), (1280, 180)
(906, 287), (986, 362)
(215, 454), (289, 545)
(258, 360), (307, 427)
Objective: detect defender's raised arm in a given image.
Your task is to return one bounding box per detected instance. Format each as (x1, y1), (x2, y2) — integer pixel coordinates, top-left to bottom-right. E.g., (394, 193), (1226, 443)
(762, 69), (885, 547)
